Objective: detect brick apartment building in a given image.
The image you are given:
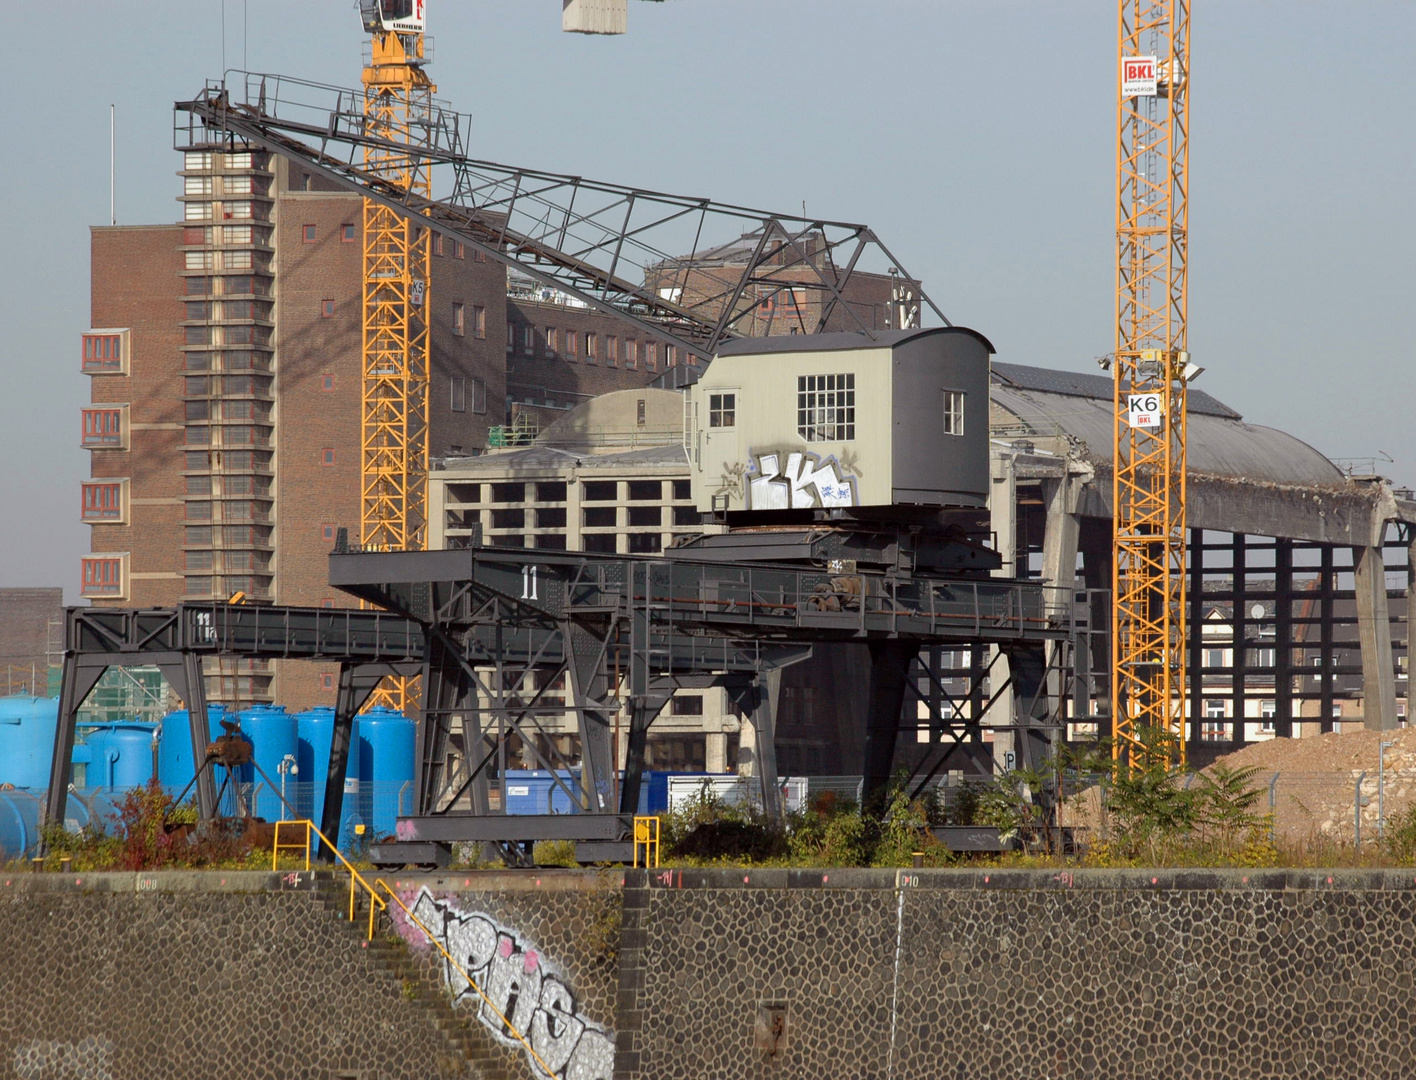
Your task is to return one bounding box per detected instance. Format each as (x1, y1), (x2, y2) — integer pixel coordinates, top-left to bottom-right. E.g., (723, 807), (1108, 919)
(80, 149), (662, 708)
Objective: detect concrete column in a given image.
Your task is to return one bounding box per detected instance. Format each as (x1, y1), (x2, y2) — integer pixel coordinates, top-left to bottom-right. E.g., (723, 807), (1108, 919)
(1039, 472), (1083, 725)
(988, 450), (1017, 771)
(1354, 543), (1398, 730)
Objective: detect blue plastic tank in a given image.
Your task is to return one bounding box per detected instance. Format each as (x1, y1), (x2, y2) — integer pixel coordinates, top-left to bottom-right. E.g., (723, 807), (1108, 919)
(0, 789), (123, 861)
(156, 705), (227, 798)
(295, 706), (335, 822)
(504, 770), (582, 815)
(357, 707), (415, 840)
(0, 696), (59, 790)
(239, 705), (298, 821)
(83, 723), (157, 791)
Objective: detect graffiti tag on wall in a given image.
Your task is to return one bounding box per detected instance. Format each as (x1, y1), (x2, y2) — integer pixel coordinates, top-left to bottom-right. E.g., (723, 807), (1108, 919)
(746, 450), (858, 510)
(402, 889), (614, 1080)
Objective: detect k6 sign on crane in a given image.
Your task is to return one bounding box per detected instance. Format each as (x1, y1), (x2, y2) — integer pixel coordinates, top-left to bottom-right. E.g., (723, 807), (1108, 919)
(1126, 393), (1164, 428)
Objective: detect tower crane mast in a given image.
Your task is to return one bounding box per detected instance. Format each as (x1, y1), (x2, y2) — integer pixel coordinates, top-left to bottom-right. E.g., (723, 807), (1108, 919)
(1112, 0), (1191, 767)
(358, 0), (433, 710)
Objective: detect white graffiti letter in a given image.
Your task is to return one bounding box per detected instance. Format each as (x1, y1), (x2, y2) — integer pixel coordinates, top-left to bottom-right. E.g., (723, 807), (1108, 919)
(531, 977), (588, 1075)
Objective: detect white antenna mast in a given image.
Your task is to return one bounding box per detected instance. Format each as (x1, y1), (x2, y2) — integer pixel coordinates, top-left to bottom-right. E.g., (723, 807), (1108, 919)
(109, 104), (116, 226)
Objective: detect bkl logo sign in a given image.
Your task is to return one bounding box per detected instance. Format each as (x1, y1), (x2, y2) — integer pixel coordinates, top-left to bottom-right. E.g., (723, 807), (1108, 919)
(1126, 392), (1164, 429)
(1122, 55), (1158, 97)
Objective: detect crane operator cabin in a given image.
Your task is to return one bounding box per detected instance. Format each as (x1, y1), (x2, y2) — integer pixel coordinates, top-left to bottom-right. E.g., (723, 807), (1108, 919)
(688, 327), (994, 526)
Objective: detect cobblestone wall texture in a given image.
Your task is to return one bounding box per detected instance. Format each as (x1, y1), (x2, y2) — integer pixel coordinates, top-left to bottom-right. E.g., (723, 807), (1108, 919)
(0, 874), (473, 1080)
(617, 868), (1416, 1080)
(7, 868), (1416, 1079)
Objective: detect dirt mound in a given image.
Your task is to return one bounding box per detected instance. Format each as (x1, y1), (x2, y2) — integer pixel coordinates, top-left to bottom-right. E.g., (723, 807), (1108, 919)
(1208, 727), (1416, 846)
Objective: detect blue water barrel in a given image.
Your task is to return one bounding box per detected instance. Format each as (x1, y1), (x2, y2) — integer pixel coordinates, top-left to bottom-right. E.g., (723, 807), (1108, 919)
(0, 696), (59, 790)
(239, 705), (298, 821)
(83, 723), (157, 791)
(357, 707), (415, 840)
(156, 705), (228, 797)
(504, 770), (581, 815)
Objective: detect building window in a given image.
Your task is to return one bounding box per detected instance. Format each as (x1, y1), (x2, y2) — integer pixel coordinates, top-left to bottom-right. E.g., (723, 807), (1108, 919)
(565, 330), (578, 357)
(1260, 700), (1277, 733)
(709, 393), (736, 428)
(433, 233), (444, 257)
(797, 373), (855, 442)
(185, 151), (212, 171)
(474, 249), (487, 263)
(320, 673), (335, 691)
(302, 224), (317, 243)
(322, 524), (337, 543)
(471, 377), (487, 415)
(637, 398), (647, 427)
(82, 332), (126, 373)
(474, 305), (486, 339)
(1204, 699), (1226, 719)
(80, 482), (124, 522)
(321, 374), (335, 392)
(185, 550), (214, 571)
(522, 325), (535, 354)
(1205, 648), (1230, 669)
(226, 151), (252, 169)
(585, 333), (598, 362)
(625, 339), (637, 368)
(321, 299), (335, 318)
(454, 241), (465, 259)
(644, 342), (657, 371)
(225, 201), (253, 221)
(225, 249), (253, 270)
(671, 695), (704, 716)
(321, 448), (335, 467)
(453, 302), (465, 336)
(81, 408), (125, 449)
(942, 389), (965, 436)
(185, 201), (213, 222)
(666, 345), (677, 368)
(81, 556), (125, 598)
(341, 223), (356, 242)
(223, 225), (252, 245)
(451, 377), (466, 412)
(606, 336), (618, 365)
(545, 327), (557, 354)
(507, 322), (516, 349)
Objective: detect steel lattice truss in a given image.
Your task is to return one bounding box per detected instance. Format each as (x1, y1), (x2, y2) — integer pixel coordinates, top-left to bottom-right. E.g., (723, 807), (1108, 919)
(175, 72), (946, 366)
(1112, 0), (1191, 767)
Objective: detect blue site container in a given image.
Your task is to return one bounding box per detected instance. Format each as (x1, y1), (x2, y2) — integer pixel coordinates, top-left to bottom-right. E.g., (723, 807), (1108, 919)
(156, 705), (227, 797)
(0, 696), (59, 790)
(239, 705), (298, 821)
(357, 707), (415, 840)
(503, 770), (582, 815)
(83, 723), (157, 791)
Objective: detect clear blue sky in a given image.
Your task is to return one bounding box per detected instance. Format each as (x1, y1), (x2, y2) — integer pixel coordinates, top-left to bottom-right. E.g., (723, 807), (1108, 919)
(2, 1), (1412, 603)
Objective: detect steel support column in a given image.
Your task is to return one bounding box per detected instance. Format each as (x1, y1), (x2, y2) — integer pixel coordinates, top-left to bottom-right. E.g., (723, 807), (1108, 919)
(1354, 542), (1399, 730)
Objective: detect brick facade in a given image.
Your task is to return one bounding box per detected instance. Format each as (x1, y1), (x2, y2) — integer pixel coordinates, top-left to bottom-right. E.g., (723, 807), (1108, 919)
(0, 588), (63, 694)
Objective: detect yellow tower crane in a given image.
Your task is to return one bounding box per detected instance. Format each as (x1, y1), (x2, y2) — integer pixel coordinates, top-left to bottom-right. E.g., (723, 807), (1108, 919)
(359, 0), (433, 711)
(1112, 0), (1193, 769)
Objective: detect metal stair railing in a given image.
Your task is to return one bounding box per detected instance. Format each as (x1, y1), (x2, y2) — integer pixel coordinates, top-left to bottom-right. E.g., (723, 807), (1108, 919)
(271, 819), (386, 937)
(372, 879), (558, 1078)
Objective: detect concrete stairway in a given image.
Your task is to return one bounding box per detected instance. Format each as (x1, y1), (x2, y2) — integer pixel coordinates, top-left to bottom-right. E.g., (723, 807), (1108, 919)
(310, 872), (525, 1080)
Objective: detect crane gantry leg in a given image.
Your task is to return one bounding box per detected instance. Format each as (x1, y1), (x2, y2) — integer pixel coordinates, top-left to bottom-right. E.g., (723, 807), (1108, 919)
(1112, 0), (1191, 770)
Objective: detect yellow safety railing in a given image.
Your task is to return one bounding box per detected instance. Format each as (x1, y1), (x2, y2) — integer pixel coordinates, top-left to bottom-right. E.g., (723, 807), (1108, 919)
(373, 879), (557, 1078)
(633, 815), (660, 867)
(272, 819), (386, 938)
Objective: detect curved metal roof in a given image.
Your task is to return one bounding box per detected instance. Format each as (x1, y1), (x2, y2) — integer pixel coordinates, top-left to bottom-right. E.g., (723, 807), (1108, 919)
(990, 367), (1346, 489)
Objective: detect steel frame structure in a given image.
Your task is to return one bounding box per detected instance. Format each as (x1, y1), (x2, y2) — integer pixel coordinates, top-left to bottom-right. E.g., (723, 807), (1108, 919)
(174, 73), (944, 372)
(328, 544), (1071, 842)
(1112, 0), (1191, 767)
(48, 540), (1072, 859)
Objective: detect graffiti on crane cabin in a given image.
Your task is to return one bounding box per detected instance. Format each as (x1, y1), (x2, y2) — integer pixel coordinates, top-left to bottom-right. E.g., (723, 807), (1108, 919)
(400, 889), (614, 1080)
(745, 450), (858, 510)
